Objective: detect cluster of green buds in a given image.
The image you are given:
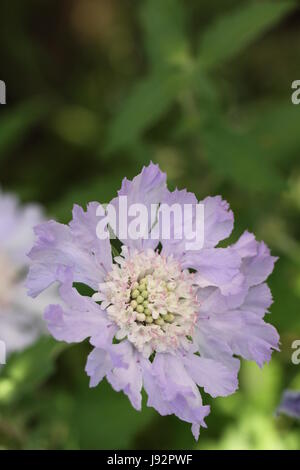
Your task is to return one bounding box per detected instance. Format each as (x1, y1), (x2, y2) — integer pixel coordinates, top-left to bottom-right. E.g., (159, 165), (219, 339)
(129, 277), (175, 326)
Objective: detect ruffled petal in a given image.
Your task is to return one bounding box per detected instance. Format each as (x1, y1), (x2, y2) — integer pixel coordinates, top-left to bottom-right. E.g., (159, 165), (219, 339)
(106, 342), (143, 410)
(198, 310), (279, 368)
(70, 202), (112, 273)
(110, 162), (167, 251)
(195, 233), (279, 369)
(233, 232), (278, 287)
(182, 353), (239, 398)
(143, 353), (210, 437)
(183, 247), (242, 295)
(242, 283), (273, 317)
(27, 215), (111, 297)
(232, 230), (258, 258)
(159, 194), (233, 259)
(200, 196), (234, 248)
(85, 340), (129, 388)
(141, 358), (174, 416)
(194, 325), (240, 371)
(197, 285), (247, 314)
(44, 273), (112, 344)
(159, 188), (198, 259)
(85, 348), (113, 387)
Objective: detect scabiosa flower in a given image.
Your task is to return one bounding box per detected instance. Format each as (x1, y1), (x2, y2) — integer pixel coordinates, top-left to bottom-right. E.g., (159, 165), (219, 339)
(26, 163), (279, 438)
(0, 189), (55, 355)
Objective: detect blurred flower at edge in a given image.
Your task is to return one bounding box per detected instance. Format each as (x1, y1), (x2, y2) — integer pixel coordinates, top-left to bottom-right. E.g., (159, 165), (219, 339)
(0, 189), (57, 357)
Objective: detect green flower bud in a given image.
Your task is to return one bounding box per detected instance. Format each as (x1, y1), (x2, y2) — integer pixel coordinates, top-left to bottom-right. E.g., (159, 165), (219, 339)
(136, 304), (144, 313)
(131, 289), (139, 299)
(165, 313), (175, 323)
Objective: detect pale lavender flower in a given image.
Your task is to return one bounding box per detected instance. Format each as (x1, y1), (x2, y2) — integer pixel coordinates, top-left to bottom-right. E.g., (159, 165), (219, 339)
(0, 189), (55, 355)
(26, 163), (279, 438)
(277, 391), (300, 420)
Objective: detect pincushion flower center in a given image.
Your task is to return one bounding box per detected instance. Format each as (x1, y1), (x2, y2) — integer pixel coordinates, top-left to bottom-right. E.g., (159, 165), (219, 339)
(0, 251), (16, 308)
(94, 248), (199, 356)
(129, 276), (176, 326)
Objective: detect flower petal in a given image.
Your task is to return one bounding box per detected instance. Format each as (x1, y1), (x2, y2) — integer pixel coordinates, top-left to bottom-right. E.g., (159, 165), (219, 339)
(198, 310), (279, 368)
(44, 275), (112, 344)
(182, 353), (239, 398)
(232, 230), (258, 258)
(85, 348), (113, 388)
(27, 216), (111, 297)
(106, 342), (143, 411)
(143, 353), (210, 437)
(110, 162), (167, 250)
(70, 202), (112, 273)
(200, 196), (234, 248)
(194, 325), (240, 371)
(159, 188), (198, 258)
(235, 234), (278, 287)
(277, 390), (300, 419)
(183, 247), (242, 295)
(242, 283), (273, 317)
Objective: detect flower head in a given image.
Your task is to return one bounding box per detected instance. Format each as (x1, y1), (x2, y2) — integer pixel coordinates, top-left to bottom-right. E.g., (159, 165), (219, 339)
(0, 189), (55, 356)
(26, 163), (279, 438)
(94, 247), (198, 356)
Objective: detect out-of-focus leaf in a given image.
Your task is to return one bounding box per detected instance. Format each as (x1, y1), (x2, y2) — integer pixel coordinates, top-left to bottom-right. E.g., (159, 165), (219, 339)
(51, 105), (100, 147)
(140, 0), (189, 70)
(198, 1), (295, 70)
(201, 119), (284, 192)
(0, 337), (67, 406)
(52, 172), (128, 222)
(199, 412), (299, 450)
(0, 99), (47, 158)
(106, 72), (183, 153)
(242, 361), (282, 412)
(246, 101), (300, 162)
(73, 382), (156, 449)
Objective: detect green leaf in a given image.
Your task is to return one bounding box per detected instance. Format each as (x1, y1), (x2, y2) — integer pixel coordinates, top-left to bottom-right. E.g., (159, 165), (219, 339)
(201, 118), (284, 192)
(0, 337), (67, 406)
(140, 0), (189, 70)
(198, 1), (295, 70)
(106, 72), (183, 153)
(0, 99), (47, 159)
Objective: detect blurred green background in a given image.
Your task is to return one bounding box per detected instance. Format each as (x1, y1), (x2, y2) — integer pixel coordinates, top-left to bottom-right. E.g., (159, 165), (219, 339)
(0, 0), (300, 450)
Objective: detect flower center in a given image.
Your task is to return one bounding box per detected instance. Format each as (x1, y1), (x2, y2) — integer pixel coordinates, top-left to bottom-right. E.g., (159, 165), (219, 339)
(0, 251), (16, 308)
(94, 247), (198, 357)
